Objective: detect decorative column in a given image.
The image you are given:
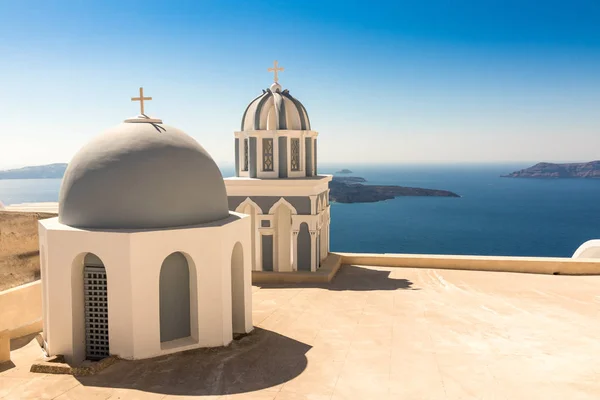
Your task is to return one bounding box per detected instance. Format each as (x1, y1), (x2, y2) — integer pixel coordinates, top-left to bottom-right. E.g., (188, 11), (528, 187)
(320, 225), (327, 261)
(309, 195), (317, 215)
(310, 230), (317, 272)
(292, 230), (299, 271)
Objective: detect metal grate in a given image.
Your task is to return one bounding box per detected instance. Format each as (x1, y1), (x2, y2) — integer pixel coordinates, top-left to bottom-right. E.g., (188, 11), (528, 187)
(84, 266), (109, 360)
(263, 138), (273, 171)
(291, 138), (300, 171)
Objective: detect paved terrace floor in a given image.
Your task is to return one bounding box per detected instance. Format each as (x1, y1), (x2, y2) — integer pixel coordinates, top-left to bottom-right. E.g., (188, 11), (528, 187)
(2, 265), (600, 399)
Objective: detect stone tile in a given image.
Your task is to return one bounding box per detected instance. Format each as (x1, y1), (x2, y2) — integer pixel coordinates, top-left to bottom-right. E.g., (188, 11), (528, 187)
(3, 374), (80, 400)
(0, 376), (31, 398)
(106, 388), (166, 399)
(274, 391), (332, 400)
(280, 360), (342, 397)
(218, 390), (277, 399)
(331, 370), (389, 400)
(54, 384), (114, 400)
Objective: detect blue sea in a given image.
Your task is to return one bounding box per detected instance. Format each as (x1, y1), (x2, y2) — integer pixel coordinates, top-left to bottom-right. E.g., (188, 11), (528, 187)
(1, 164), (599, 258)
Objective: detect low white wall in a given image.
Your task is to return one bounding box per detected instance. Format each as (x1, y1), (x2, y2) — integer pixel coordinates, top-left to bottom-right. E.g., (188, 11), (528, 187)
(572, 240), (600, 259)
(336, 252), (600, 275)
(0, 280), (42, 338)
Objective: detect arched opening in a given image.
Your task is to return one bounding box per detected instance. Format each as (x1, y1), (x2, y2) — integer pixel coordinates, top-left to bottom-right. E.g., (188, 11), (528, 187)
(297, 223), (311, 271)
(81, 253), (109, 361)
(231, 242), (245, 334)
(159, 252), (191, 343)
(273, 203), (293, 272)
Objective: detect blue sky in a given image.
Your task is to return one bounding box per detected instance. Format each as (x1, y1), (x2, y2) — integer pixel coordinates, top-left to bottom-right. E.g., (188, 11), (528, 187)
(0, 0), (599, 168)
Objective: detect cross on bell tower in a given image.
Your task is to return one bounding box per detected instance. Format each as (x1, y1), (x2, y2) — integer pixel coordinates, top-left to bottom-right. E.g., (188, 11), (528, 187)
(131, 87), (152, 115)
(268, 60), (284, 83)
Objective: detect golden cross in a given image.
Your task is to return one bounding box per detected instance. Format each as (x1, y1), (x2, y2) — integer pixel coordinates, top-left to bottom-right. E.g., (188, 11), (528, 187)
(131, 87), (152, 115)
(268, 60), (284, 83)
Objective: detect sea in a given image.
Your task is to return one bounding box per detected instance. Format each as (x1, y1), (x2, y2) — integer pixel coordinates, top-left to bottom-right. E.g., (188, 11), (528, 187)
(1, 163), (599, 258)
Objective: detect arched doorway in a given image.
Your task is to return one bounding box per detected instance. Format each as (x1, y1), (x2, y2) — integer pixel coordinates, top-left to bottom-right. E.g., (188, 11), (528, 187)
(82, 253), (109, 360)
(159, 252), (191, 343)
(231, 242), (245, 334)
(297, 223), (311, 271)
(273, 203), (293, 272)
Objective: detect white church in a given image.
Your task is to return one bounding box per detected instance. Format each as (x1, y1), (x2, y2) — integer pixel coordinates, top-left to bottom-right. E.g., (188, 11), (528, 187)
(37, 63), (332, 364)
(38, 98), (254, 364)
(225, 61), (332, 273)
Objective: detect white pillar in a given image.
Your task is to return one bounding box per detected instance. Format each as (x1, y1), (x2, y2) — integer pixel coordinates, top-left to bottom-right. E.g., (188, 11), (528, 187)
(256, 230), (263, 271)
(320, 225), (326, 261)
(292, 230), (299, 271)
(309, 195), (317, 215)
(310, 230), (317, 272)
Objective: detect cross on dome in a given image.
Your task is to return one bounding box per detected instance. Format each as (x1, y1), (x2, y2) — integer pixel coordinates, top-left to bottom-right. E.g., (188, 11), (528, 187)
(131, 87), (152, 115)
(268, 60), (284, 83)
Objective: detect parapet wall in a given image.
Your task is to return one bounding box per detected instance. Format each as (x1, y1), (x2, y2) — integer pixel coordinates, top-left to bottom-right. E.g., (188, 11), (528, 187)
(336, 252), (600, 275)
(0, 280), (42, 338)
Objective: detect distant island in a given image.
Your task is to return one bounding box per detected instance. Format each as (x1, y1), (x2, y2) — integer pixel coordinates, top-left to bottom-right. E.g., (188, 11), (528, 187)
(335, 169), (353, 174)
(330, 176), (460, 203)
(0, 163), (67, 179)
(0, 163), (460, 203)
(502, 161), (600, 179)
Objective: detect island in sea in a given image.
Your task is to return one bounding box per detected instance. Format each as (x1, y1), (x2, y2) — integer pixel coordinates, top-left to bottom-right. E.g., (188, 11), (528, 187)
(502, 161), (600, 179)
(0, 163), (67, 179)
(330, 176), (460, 203)
(335, 168), (353, 174)
(0, 163), (460, 204)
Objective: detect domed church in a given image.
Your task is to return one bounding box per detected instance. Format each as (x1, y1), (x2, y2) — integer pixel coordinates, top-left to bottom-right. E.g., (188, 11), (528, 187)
(38, 90), (253, 364)
(225, 62), (332, 273)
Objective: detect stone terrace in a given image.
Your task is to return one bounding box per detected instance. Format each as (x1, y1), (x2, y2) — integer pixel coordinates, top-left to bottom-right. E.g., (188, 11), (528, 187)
(2, 264), (600, 399)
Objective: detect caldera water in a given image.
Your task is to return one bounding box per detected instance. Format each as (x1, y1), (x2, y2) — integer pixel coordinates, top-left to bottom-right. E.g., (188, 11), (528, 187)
(1, 163), (598, 257)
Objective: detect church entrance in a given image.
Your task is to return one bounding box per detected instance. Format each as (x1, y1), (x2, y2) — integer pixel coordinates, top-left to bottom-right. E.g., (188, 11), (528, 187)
(83, 254), (109, 360)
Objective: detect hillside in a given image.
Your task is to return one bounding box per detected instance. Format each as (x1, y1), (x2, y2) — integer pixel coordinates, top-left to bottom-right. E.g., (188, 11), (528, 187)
(0, 211), (57, 290)
(502, 161), (600, 178)
(0, 163), (68, 179)
(330, 176), (460, 203)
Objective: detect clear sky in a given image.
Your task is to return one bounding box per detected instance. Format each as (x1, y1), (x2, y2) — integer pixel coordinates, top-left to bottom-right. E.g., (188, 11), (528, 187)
(1, 0), (599, 169)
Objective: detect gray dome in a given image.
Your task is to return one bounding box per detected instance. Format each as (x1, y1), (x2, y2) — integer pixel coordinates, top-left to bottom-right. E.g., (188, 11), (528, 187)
(59, 119), (230, 230)
(241, 83), (311, 131)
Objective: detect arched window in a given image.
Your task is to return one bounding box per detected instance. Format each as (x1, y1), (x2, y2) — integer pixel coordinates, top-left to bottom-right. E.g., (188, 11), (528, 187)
(159, 252), (191, 343)
(82, 253), (109, 360)
(297, 223), (311, 271)
(291, 138), (300, 171)
(243, 138), (249, 171)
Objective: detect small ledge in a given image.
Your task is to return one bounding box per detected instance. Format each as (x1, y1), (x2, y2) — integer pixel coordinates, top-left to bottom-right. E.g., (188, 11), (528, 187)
(160, 336), (198, 352)
(124, 114), (163, 124)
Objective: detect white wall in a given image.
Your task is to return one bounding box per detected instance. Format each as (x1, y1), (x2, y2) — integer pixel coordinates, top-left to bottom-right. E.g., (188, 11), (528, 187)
(40, 213), (253, 364)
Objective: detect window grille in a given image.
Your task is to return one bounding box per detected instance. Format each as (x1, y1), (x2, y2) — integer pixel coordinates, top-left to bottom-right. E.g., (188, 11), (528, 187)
(84, 266), (109, 360)
(291, 138), (300, 171)
(263, 138), (273, 171)
(243, 138), (249, 171)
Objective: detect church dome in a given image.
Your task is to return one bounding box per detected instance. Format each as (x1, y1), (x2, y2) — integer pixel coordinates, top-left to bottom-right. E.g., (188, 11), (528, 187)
(59, 117), (230, 230)
(241, 83), (311, 131)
